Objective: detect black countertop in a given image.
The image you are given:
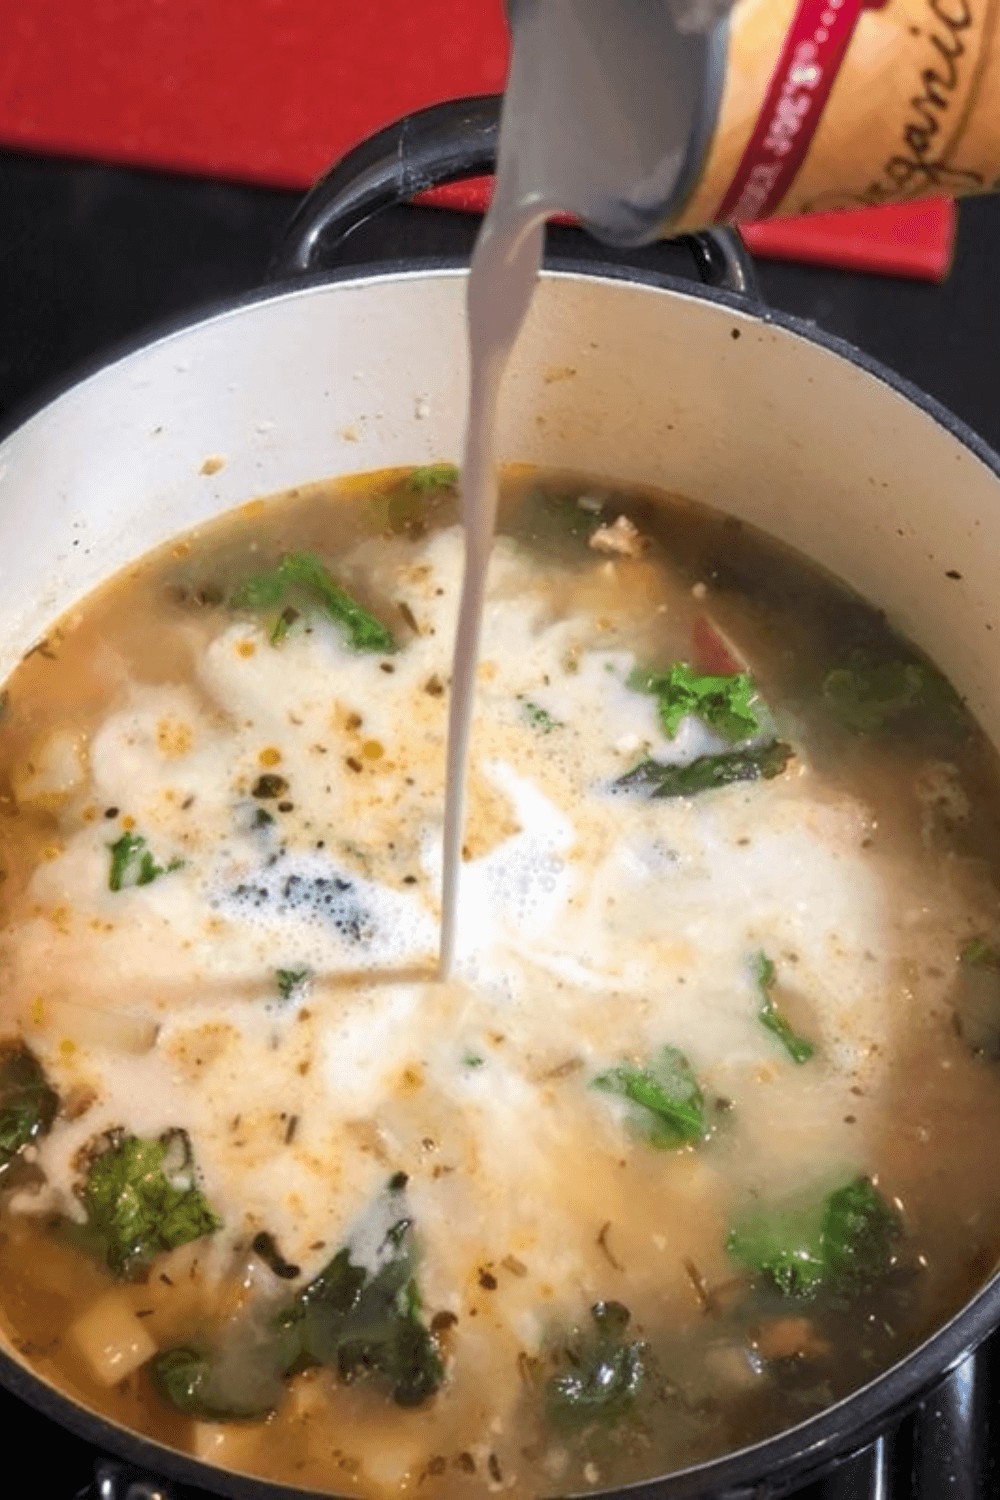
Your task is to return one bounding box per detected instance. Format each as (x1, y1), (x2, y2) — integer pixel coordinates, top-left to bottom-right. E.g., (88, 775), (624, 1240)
(0, 152), (999, 1500)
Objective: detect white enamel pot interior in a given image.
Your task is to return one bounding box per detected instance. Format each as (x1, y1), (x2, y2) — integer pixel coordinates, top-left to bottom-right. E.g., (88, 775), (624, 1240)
(2, 264), (1000, 1500)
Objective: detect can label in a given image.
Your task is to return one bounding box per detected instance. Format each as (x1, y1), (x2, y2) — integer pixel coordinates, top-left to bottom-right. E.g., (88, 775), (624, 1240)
(674, 0), (1000, 228)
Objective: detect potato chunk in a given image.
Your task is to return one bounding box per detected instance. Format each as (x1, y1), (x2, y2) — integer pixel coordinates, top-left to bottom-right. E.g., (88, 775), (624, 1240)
(192, 1420), (265, 1466)
(69, 1292), (157, 1385)
(12, 729), (87, 810)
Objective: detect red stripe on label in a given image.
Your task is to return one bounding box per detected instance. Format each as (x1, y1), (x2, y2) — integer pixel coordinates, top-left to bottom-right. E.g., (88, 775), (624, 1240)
(716, 0), (887, 224)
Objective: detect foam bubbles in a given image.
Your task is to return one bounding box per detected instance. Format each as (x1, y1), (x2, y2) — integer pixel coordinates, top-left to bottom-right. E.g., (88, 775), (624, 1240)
(211, 851), (437, 974)
(445, 760), (576, 973)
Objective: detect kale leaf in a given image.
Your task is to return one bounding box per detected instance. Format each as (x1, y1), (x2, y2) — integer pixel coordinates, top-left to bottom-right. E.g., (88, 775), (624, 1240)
(230, 552), (396, 654)
(822, 1177), (903, 1290)
(151, 1176), (442, 1424)
(79, 1131), (221, 1277)
(546, 1301), (647, 1428)
(821, 650), (960, 735)
(752, 951), (815, 1064)
(151, 1346), (277, 1422)
(629, 661), (761, 742)
(107, 832), (183, 893)
(286, 1175), (442, 1407)
(592, 1046), (705, 1149)
(613, 741), (793, 799)
(408, 463), (459, 493)
(727, 1175), (902, 1299)
(0, 1043), (57, 1181)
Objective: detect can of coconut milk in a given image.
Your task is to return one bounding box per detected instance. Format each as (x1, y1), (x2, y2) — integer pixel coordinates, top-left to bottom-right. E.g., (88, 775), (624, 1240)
(675, 0), (1000, 229)
(506, 0), (1000, 238)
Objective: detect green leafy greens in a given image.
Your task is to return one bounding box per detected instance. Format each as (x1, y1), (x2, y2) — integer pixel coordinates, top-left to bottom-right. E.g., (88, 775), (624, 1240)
(629, 662), (761, 741)
(107, 832), (183, 892)
(613, 741), (793, 799)
(752, 951), (815, 1064)
(408, 463), (459, 492)
(727, 1175), (902, 1299)
(155, 1176), (442, 1422)
(0, 1044), (57, 1181)
(286, 1174), (442, 1407)
(821, 650), (960, 734)
(546, 1301), (647, 1428)
(151, 1346), (278, 1422)
(592, 1046), (706, 1149)
(230, 552), (396, 654)
(78, 1132), (221, 1277)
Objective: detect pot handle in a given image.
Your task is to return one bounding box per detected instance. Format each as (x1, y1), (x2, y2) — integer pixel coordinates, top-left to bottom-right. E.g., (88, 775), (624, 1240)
(270, 94), (757, 300)
(75, 1458), (176, 1500)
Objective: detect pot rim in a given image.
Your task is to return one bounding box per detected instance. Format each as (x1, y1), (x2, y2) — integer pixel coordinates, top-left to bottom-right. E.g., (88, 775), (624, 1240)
(3, 253), (1000, 488)
(2, 254), (1000, 1500)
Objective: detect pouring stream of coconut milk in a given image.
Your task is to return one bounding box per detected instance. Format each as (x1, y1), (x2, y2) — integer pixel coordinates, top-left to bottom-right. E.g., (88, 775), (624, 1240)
(439, 0), (733, 974)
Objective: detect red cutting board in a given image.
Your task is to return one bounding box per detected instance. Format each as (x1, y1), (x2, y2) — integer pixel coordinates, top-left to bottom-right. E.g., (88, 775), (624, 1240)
(0, 0), (507, 190)
(0, 0), (953, 281)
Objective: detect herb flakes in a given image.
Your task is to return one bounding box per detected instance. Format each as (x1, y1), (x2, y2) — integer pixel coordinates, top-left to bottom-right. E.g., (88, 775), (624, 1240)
(276, 969), (310, 1002)
(521, 699), (561, 733)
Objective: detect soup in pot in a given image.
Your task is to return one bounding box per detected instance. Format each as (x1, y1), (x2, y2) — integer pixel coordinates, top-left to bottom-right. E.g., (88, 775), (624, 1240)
(2, 466), (1000, 1497)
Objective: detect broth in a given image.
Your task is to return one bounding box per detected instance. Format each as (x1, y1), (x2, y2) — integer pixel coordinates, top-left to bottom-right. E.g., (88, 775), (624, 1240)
(2, 467), (1000, 1497)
